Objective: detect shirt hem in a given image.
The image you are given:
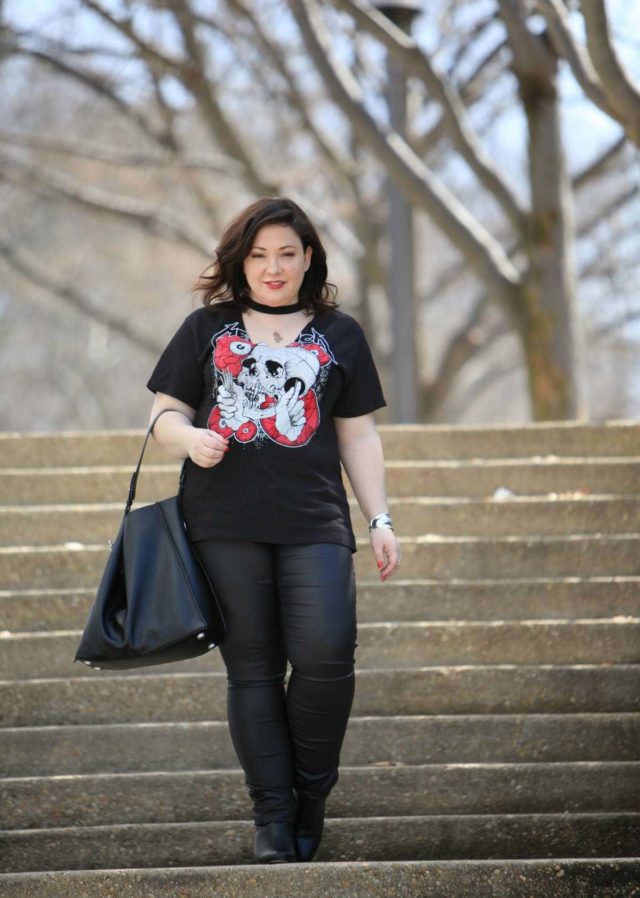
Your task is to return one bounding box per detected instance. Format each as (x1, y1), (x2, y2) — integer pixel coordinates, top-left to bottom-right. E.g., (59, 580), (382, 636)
(186, 527), (357, 553)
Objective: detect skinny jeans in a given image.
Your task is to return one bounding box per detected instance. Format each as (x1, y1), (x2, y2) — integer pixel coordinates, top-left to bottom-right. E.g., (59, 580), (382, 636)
(192, 539), (358, 826)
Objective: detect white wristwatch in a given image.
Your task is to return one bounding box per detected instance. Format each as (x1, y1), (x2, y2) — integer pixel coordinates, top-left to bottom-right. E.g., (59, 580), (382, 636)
(368, 512), (394, 532)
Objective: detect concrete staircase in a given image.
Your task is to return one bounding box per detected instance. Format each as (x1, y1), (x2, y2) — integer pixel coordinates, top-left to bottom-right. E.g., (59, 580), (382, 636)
(1, 422), (639, 897)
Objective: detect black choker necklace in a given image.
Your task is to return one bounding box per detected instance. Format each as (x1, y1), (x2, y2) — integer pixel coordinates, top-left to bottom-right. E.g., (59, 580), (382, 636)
(243, 296), (304, 315)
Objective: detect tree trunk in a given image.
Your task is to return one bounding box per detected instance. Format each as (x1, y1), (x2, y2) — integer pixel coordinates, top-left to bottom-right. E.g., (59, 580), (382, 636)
(516, 48), (584, 420)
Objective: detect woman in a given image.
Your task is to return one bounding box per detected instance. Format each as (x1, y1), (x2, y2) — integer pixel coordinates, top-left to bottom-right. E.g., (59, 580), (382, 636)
(146, 196), (401, 864)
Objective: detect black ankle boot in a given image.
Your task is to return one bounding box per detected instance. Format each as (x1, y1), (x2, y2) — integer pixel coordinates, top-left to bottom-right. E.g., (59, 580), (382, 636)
(253, 821), (296, 864)
(293, 796), (326, 862)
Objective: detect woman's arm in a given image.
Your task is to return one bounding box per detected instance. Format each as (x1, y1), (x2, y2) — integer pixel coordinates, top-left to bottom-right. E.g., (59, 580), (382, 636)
(335, 413), (401, 582)
(149, 392), (229, 468)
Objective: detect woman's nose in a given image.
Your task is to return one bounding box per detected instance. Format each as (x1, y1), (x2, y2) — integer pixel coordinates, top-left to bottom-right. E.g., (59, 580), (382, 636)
(265, 256), (282, 274)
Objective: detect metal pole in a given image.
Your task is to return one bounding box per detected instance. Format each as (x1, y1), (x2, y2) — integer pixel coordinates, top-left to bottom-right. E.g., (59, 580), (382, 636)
(374, 1), (422, 423)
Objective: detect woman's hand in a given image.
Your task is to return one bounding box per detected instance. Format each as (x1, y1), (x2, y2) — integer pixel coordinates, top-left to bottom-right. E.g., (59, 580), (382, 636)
(370, 527), (401, 582)
(187, 427), (230, 468)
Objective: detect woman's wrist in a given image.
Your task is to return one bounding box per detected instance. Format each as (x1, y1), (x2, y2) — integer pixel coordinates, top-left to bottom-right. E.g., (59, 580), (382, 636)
(153, 414), (196, 460)
(368, 512), (394, 533)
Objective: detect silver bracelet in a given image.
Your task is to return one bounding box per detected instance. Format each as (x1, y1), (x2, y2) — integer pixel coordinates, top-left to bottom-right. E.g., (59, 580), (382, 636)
(368, 512), (394, 532)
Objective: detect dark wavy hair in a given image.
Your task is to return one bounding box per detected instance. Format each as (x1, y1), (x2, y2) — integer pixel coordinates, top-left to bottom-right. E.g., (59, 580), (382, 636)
(193, 196), (338, 312)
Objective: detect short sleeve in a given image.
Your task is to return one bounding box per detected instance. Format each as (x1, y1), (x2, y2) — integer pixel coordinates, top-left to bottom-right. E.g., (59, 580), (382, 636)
(146, 315), (204, 410)
(332, 331), (387, 418)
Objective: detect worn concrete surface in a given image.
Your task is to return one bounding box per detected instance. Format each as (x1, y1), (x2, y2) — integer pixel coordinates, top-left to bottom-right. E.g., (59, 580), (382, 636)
(3, 577), (639, 631)
(3, 762), (639, 830)
(3, 665), (639, 728)
(1, 859), (639, 898)
(1, 814), (639, 872)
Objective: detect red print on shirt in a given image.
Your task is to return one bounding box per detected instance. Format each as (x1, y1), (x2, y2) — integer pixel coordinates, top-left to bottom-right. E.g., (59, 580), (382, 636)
(207, 324), (334, 447)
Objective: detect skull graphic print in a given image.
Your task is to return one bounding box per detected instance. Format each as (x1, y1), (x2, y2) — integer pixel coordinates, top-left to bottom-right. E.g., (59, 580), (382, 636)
(207, 322), (335, 447)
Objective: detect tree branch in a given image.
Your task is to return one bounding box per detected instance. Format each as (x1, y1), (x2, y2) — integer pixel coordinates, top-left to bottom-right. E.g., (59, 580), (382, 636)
(169, 0), (277, 197)
(537, 0), (640, 144)
(414, 37), (508, 158)
(578, 183), (640, 243)
(421, 294), (497, 419)
(0, 237), (163, 354)
(78, 0), (276, 197)
(79, 0), (186, 76)
(0, 129), (244, 173)
(291, 0), (522, 323)
(535, 0), (609, 108)
(443, 9), (500, 80)
(424, 173), (639, 310)
(332, 0), (527, 232)
(581, 0), (640, 144)
(590, 306), (640, 340)
(6, 26), (134, 60)
(452, 358), (523, 420)
(572, 133), (627, 189)
(580, 217), (639, 281)
(1, 40), (168, 146)
(499, 0), (552, 72)
(0, 149), (212, 255)
(199, 1), (360, 182)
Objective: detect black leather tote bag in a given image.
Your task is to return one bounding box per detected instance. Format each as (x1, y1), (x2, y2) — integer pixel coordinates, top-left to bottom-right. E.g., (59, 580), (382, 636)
(74, 408), (226, 671)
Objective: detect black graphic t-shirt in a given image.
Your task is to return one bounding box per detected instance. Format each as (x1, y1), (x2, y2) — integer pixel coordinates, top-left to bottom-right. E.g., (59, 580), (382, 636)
(146, 302), (386, 551)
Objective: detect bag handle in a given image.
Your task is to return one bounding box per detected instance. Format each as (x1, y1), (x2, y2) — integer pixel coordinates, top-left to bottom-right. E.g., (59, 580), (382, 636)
(125, 408), (188, 515)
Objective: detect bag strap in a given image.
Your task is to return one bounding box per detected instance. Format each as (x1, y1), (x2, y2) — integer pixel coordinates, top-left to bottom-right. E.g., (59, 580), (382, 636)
(125, 408), (188, 515)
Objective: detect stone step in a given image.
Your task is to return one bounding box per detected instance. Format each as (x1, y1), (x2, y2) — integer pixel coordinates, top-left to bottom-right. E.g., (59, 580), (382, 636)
(2, 458), (640, 504)
(4, 665), (638, 727)
(3, 620), (639, 680)
(3, 763), (638, 830)
(365, 496), (640, 538)
(2, 421), (637, 892)
(4, 534), (640, 590)
(3, 495), (639, 546)
(3, 421), (639, 465)
(3, 714), (638, 777)
(3, 859), (640, 898)
(2, 859), (639, 898)
(3, 578), (638, 631)
(1, 814), (637, 872)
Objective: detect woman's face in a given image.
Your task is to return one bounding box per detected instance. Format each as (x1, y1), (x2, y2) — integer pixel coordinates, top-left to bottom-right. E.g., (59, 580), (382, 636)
(243, 224), (312, 307)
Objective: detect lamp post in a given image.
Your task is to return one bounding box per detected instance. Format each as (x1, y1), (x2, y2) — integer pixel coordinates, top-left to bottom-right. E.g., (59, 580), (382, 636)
(373, 0), (422, 423)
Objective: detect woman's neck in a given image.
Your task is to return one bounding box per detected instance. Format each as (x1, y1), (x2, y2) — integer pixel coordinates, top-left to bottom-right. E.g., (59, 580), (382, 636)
(243, 296), (304, 315)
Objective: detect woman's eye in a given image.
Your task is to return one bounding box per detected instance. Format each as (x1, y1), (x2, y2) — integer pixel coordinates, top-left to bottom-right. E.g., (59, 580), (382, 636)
(250, 253), (294, 259)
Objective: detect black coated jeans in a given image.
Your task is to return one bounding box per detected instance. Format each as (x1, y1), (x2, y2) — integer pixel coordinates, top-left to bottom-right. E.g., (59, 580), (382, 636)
(192, 540), (358, 826)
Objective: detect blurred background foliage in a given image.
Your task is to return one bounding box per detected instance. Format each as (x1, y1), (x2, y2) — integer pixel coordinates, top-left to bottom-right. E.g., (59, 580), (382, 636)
(1, 0), (639, 429)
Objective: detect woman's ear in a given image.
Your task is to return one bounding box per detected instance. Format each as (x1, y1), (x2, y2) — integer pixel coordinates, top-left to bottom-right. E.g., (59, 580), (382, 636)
(304, 245), (313, 271)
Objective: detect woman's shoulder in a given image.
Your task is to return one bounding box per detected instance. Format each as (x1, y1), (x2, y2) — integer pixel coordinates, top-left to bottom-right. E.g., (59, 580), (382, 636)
(187, 300), (238, 318)
(318, 306), (365, 336)
(183, 301), (240, 329)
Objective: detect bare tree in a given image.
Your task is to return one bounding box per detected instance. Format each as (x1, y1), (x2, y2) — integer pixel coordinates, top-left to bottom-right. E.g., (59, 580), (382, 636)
(537, 0), (640, 145)
(291, 0), (586, 418)
(0, 0), (637, 430)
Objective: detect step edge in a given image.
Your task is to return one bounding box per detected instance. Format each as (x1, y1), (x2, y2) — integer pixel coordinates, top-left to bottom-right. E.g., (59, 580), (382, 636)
(2, 811), (639, 837)
(3, 759), (639, 785)
(3, 711), (639, 734)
